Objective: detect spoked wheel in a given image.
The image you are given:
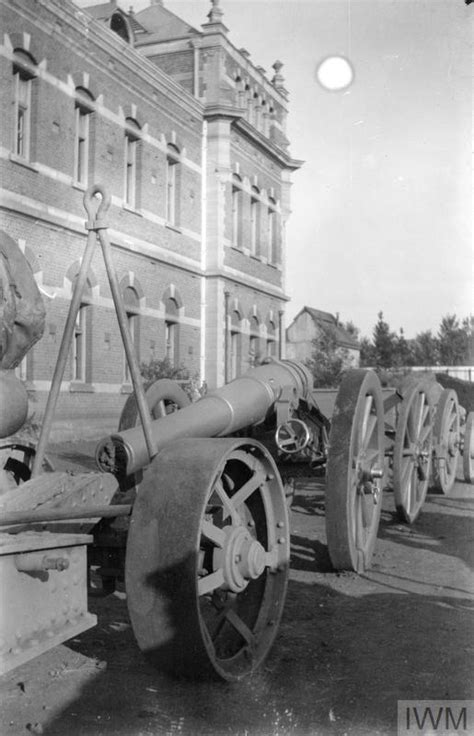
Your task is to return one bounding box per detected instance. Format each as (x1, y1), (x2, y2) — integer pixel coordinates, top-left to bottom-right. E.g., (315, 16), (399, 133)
(325, 370), (385, 573)
(393, 383), (434, 523)
(125, 438), (289, 681)
(462, 412), (474, 484)
(0, 440), (54, 489)
(432, 389), (461, 494)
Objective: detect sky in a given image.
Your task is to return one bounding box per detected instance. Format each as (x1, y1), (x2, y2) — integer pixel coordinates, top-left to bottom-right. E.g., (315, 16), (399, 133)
(79, 0), (473, 339)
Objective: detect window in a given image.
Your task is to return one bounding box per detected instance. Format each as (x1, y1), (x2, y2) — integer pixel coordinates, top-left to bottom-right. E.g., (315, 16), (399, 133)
(74, 91), (94, 186)
(111, 12), (131, 43)
(253, 93), (260, 128)
(166, 144), (179, 226)
(124, 118), (140, 208)
(75, 108), (89, 184)
(165, 297), (179, 365)
(249, 316), (260, 366)
(267, 198), (277, 263)
(231, 175), (242, 247)
(73, 304), (88, 382)
(123, 287), (140, 382)
(230, 310), (242, 379)
(250, 187), (260, 255)
(266, 321), (276, 357)
(12, 53), (36, 160)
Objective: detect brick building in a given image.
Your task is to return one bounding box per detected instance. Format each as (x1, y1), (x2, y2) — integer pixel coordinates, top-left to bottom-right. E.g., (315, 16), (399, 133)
(0, 0), (302, 436)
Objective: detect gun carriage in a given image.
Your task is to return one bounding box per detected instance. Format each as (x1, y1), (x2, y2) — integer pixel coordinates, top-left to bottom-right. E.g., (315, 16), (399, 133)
(1, 185), (472, 681)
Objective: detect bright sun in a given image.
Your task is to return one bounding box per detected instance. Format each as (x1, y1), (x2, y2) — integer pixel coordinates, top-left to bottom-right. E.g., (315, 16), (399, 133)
(316, 56), (354, 91)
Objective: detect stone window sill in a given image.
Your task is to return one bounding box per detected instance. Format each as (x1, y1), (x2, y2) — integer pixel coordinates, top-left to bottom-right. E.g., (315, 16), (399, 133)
(69, 382), (95, 393)
(9, 153), (39, 173)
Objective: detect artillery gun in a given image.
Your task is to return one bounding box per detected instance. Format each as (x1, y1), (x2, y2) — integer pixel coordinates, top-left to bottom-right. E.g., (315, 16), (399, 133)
(1, 185), (472, 682)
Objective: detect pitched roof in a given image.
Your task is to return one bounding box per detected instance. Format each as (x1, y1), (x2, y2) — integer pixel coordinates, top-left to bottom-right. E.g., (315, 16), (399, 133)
(290, 306), (360, 350)
(135, 3), (199, 41)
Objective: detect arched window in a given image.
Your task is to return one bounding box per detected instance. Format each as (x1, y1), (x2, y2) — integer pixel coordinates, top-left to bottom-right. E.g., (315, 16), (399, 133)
(230, 310), (242, 379)
(249, 315), (260, 366)
(124, 117), (140, 208)
(267, 197), (278, 264)
(12, 50), (37, 161)
(250, 187), (260, 256)
(123, 286), (140, 382)
(74, 87), (94, 186)
(71, 278), (92, 383)
(266, 320), (276, 358)
(231, 174), (242, 248)
(111, 12), (131, 43)
(165, 296), (180, 365)
(253, 92), (260, 128)
(166, 144), (180, 226)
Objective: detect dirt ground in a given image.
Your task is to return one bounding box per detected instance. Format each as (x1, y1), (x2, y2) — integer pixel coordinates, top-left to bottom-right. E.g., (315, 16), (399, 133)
(1, 442), (473, 736)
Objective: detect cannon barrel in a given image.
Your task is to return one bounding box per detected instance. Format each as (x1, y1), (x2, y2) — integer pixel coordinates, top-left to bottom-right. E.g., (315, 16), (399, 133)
(95, 358), (313, 476)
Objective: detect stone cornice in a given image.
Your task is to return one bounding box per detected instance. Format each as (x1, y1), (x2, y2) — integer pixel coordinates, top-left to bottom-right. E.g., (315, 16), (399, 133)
(203, 105), (303, 172)
(234, 118), (304, 172)
(205, 270), (289, 302)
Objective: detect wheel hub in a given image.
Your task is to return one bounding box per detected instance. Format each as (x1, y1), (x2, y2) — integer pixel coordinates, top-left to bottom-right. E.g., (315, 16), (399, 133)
(213, 525), (266, 593)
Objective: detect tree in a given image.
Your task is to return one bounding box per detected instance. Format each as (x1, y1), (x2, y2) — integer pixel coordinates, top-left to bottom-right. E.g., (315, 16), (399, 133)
(372, 312), (398, 369)
(412, 330), (439, 366)
(140, 356), (190, 383)
(396, 328), (415, 367)
(359, 336), (376, 367)
(438, 314), (468, 365)
(307, 322), (353, 388)
(343, 320), (360, 340)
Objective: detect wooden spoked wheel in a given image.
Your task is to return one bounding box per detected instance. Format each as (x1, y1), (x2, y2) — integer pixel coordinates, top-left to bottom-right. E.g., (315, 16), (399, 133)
(125, 438), (289, 681)
(432, 389), (461, 494)
(393, 383), (434, 523)
(325, 370), (385, 574)
(463, 412), (474, 484)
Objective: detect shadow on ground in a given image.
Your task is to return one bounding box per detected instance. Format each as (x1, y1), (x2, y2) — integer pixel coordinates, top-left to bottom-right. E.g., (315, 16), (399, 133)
(35, 494), (474, 736)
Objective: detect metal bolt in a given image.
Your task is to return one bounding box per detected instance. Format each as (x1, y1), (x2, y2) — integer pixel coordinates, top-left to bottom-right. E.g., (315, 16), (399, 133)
(277, 521), (284, 528)
(278, 537), (286, 544)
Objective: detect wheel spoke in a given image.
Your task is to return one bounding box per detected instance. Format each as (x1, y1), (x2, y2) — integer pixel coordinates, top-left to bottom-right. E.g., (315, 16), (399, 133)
(355, 496), (366, 549)
(361, 413), (378, 454)
(279, 436), (296, 449)
(357, 395), (373, 455)
(198, 568), (225, 596)
(225, 609), (256, 649)
(215, 480), (243, 525)
(153, 399), (167, 418)
(230, 471), (266, 510)
(401, 457), (413, 488)
(419, 420), (432, 445)
(365, 446), (380, 464)
(413, 393), (425, 437)
(201, 519), (226, 547)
